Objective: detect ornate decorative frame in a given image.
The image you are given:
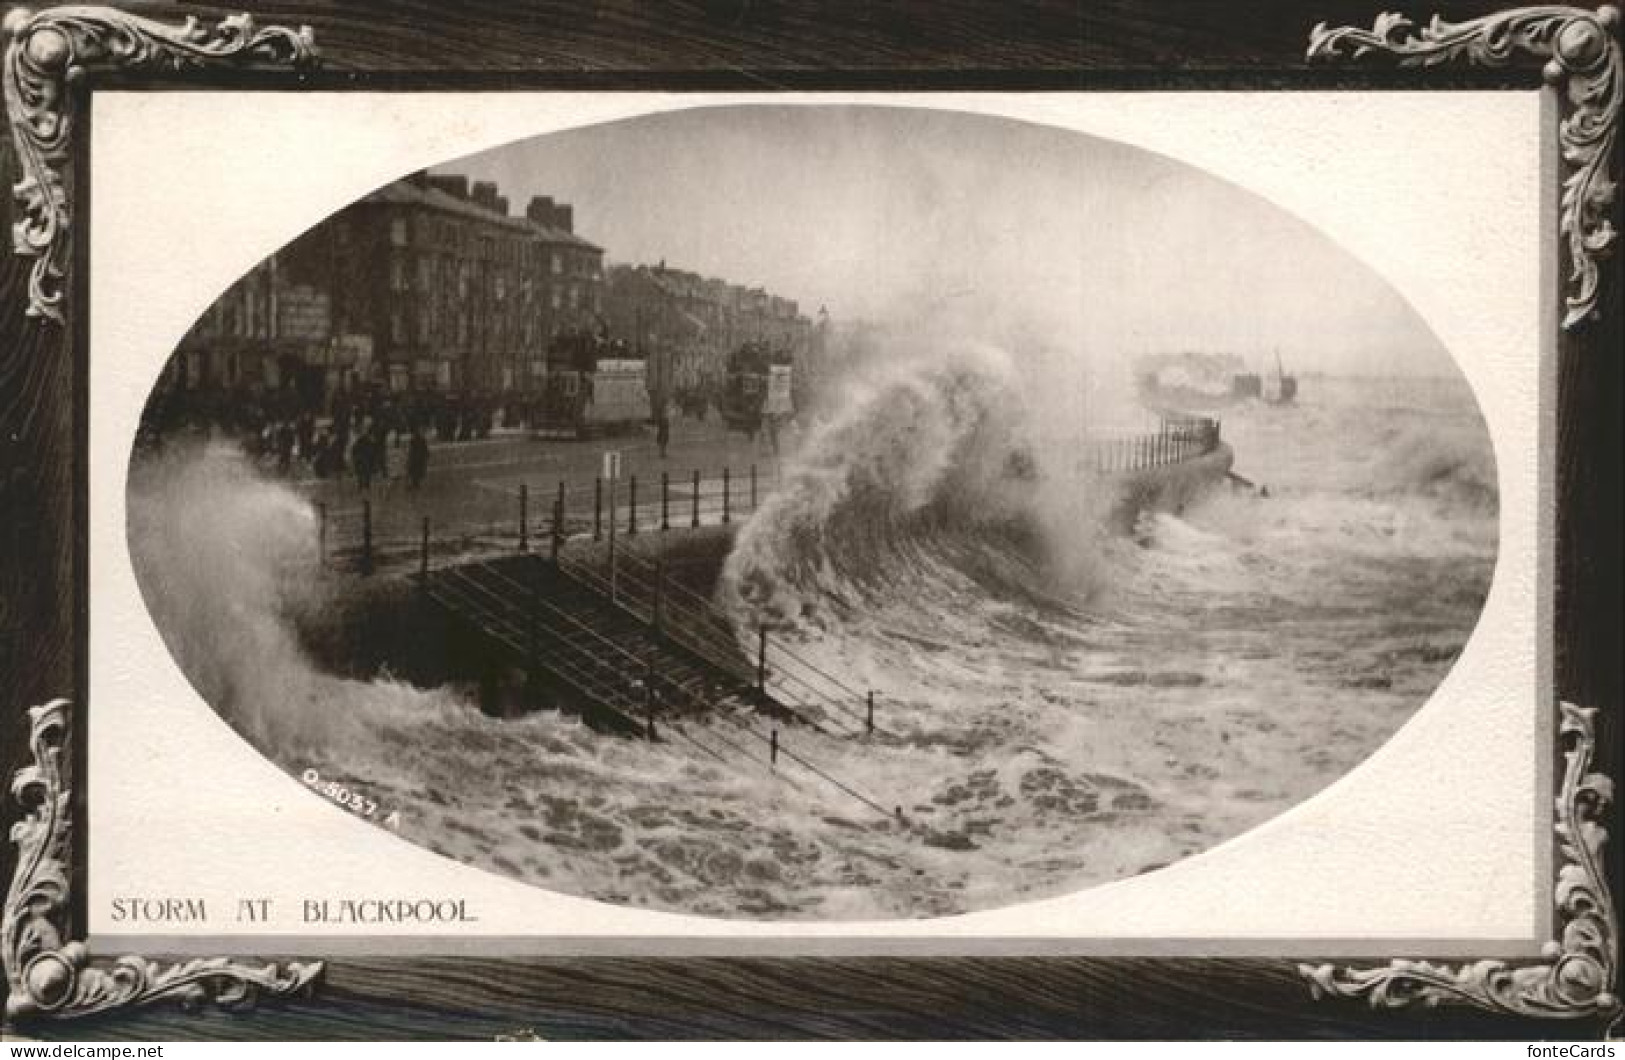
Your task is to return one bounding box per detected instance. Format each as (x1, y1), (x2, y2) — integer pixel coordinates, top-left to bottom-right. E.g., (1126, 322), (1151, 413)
(0, 0), (1617, 1041)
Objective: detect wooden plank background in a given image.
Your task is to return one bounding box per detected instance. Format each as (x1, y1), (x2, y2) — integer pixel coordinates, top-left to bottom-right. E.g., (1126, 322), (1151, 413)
(0, 0), (1618, 1040)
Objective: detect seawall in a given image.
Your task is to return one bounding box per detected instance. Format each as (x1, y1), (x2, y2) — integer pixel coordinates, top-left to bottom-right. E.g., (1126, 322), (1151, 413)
(303, 447), (1234, 692)
(1105, 442), (1234, 531)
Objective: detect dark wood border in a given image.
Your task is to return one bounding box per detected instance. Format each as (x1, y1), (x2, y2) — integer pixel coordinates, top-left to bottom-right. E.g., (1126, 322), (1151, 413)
(1, 0), (1618, 1040)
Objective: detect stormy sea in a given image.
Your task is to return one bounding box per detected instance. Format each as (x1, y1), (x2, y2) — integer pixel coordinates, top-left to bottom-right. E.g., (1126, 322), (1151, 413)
(127, 352), (1497, 920)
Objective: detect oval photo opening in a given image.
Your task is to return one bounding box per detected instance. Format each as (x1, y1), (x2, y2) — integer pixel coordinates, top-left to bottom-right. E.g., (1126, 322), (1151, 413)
(127, 105), (1500, 920)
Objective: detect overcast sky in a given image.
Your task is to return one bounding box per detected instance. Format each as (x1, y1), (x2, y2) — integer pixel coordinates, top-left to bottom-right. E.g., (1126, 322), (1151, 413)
(437, 104), (1456, 378)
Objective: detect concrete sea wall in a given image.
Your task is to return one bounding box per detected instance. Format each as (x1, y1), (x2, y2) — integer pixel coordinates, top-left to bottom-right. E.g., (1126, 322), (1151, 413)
(305, 447), (1234, 696)
(1105, 442), (1235, 531)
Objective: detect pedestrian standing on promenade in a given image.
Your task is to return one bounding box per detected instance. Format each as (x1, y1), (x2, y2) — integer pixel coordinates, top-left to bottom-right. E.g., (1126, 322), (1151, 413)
(407, 428), (430, 492)
(275, 421), (295, 476)
(296, 413), (315, 463)
(353, 429), (376, 494)
(312, 427), (334, 479)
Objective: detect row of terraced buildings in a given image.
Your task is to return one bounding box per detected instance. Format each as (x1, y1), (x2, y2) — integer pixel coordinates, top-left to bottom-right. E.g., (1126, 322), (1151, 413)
(171, 170), (815, 408)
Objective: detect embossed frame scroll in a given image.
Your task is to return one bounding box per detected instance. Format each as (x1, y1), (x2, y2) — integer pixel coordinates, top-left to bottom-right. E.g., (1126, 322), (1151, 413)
(0, 0), (1619, 1042)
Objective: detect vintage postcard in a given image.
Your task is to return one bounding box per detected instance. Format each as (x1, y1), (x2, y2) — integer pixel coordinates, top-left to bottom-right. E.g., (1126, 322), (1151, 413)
(1, 0), (1618, 1042)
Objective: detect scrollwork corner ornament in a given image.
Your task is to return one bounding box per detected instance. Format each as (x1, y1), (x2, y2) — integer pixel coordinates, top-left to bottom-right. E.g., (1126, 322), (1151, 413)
(1300, 703), (1619, 1030)
(1310, 4), (1621, 330)
(4, 700), (323, 1024)
(1, 5), (318, 325)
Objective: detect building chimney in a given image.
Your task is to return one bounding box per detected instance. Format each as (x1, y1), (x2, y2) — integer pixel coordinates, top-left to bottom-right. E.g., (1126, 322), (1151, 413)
(470, 181), (500, 210)
(526, 195), (556, 226)
(551, 204), (573, 233)
(495, 195), (509, 217)
(404, 169), (430, 187)
(426, 174), (468, 199)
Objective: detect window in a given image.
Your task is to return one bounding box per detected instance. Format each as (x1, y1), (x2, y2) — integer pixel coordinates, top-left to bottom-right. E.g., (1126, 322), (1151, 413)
(390, 310), (406, 344)
(417, 310), (431, 343)
(551, 252), (562, 275)
(551, 288), (562, 310)
(390, 217), (408, 246)
(417, 255), (432, 291)
(389, 256), (406, 292)
(568, 284), (580, 309)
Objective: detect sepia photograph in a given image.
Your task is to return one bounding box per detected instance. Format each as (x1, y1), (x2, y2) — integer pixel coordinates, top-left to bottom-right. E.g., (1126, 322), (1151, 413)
(1, 0), (1617, 1042)
(124, 104), (1499, 922)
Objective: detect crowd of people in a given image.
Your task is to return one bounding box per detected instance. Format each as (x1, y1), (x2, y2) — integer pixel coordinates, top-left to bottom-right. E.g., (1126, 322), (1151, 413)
(239, 412), (431, 493)
(135, 384), (518, 493)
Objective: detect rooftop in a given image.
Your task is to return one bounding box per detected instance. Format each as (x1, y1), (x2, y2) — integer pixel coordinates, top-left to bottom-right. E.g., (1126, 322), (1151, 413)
(363, 179), (602, 252)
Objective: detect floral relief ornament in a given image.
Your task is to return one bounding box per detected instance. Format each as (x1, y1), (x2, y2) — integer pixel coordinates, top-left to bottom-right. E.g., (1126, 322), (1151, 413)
(4, 700), (323, 1022)
(1300, 703), (1618, 1026)
(1310, 4), (1621, 330)
(2, 5), (318, 324)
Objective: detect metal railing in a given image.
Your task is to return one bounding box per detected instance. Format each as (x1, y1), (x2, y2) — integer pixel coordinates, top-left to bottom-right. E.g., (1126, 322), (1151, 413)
(317, 415), (1221, 573)
(1081, 415), (1221, 474)
(555, 536), (881, 740)
(316, 463), (779, 574)
(420, 553), (897, 822)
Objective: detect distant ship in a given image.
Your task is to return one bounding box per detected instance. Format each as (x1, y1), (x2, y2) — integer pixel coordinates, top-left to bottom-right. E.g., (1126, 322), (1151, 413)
(1135, 351), (1297, 411)
(1261, 352), (1298, 405)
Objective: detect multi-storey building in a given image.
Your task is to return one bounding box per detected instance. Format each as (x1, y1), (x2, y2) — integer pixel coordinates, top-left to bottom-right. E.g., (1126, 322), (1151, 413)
(172, 170), (604, 404)
(348, 172), (604, 394)
(601, 262), (812, 406)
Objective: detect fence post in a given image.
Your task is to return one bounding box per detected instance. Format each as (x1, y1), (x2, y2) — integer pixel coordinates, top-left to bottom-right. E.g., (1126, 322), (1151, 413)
(518, 483), (529, 552)
(628, 476), (638, 536)
(757, 625), (767, 692)
(551, 482), (564, 564)
(419, 516), (430, 583)
(607, 475), (618, 604)
(661, 471), (670, 531)
(769, 728), (779, 767)
(594, 477), (603, 541)
(691, 469), (701, 528)
(360, 499), (374, 576)
(723, 467), (732, 525)
(750, 463), (758, 510)
(867, 690), (875, 734)
(317, 502), (328, 567)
